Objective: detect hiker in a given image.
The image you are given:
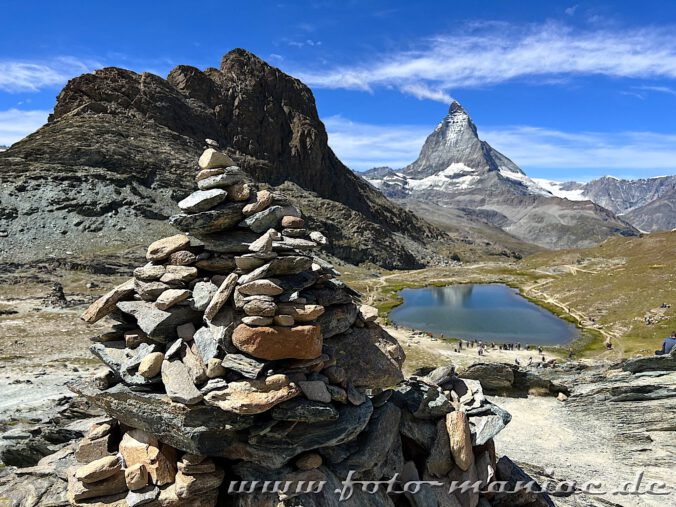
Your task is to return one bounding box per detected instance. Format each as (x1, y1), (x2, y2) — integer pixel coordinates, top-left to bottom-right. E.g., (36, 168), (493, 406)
(655, 331), (676, 355)
(568, 350), (574, 360)
(537, 346), (543, 355)
(458, 340), (463, 350)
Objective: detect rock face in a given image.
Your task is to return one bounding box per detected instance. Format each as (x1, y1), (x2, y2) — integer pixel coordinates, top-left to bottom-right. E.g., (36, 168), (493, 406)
(0, 49), (446, 269)
(362, 101), (638, 249)
(539, 175), (676, 232)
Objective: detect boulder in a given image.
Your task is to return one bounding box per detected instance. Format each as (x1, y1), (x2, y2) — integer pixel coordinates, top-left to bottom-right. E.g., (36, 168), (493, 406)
(277, 303), (325, 322)
(317, 303), (359, 338)
(225, 182), (251, 201)
(281, 216), (304, 228)
(126, 485), (159, 507)
(446, 411), (474, 472)
(238, 279), (283, 296)
(116, 301), (200, 341)
(125, 463), (149, 491)
(295, 453), (323, 470)
(239, 205), (301, 233)
(191, 281), (218, 312)
(71, 379), (254, 457)
(271, 398), (339, 423)
(81, 279), (135, 324)
(138, 352), (164, 378)
(457, 363), (515, 392)
(169, 203), (245, 234)
(161, 360), (204, 405)
(425, 420), (453, 477)
(146, 235), (191, 262)
(325, 325), (404, 389)
(134, 265), (166, 281)
(169, 250), (197, 266)
(203, 374), (300, 415)
(178, 189), (228, 213)
(232, 324), (322, 360)
(198, 148), (234, 169)
(75, 455), (121, 484)
(298, 380), (332, 403)
(155, 289), (191, 310)
(67, 468), (127, 502)
(242, 189), (273, 216)
(174, 469), (225, 499)
(242, 298), (277, 317)
(118, 429), (177, 486)
(197, 167), (247, 190)
(359, 304), (379, 322)
(203, 273), (238, 321)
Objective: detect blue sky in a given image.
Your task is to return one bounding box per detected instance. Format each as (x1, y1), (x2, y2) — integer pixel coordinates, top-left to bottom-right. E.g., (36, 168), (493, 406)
(2, 0), (676, 181)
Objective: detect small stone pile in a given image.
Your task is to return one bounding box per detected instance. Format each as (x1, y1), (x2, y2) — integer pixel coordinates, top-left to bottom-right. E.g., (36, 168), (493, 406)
(69, 142), (550, 507)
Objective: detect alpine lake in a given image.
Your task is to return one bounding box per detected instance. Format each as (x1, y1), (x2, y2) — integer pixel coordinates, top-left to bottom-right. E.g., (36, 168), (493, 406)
(389, 284), (578, 346)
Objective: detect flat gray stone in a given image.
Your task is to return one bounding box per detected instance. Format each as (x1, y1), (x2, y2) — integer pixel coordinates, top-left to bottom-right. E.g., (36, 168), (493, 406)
(193, 327), (220, 363)
(191, 281), (218, 312)
(161, 360), (203, 405)
(116, 301), (200, 342)
(178, 189), (228, 213)
(169, 203), (245, 235)
(125, 485), (159, 507)
(239, 205), (301, 233)
(221, 354), (269, 379)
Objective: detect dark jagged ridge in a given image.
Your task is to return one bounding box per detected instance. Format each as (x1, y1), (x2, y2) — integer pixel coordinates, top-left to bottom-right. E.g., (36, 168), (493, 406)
(0, 49), (446, 269)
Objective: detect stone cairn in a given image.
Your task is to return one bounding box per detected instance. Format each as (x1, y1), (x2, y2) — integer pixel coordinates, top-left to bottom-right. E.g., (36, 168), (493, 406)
(70, 142), (547, 507)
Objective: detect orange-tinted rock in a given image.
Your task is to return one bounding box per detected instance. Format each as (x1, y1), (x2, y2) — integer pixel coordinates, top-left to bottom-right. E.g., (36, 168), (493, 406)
(146, 235), (190, 262)
(119, 429), (177, 486)
(81, 279), (135, 324)
(204, 374), (300, 414)
(232, 324), (322, 360)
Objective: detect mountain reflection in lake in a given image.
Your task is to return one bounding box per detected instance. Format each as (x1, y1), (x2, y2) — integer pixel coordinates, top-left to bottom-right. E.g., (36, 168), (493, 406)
(389, 284), (578, 345)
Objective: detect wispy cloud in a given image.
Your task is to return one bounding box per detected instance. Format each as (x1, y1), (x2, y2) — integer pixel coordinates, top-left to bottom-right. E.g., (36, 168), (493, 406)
(324, 115), (429, 171)
(634, 84), (676, 96)
(0, 57), (100, 92)
(325, 115), (676, 178)
(482, 126), (676, 177)
(0, 109), (50, 145)
(293, 22), (676, 102)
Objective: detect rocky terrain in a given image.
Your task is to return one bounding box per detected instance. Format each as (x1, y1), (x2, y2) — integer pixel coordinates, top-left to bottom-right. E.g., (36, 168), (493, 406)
(0, 146), (555, 507)
(537, 176), (676, 232)
(0, 49), (463, 270)
(362, 102), (638, 250)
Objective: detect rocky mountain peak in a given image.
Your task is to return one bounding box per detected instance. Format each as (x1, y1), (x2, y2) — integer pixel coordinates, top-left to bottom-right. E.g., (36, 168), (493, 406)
(402, 101), (523, 181)
(0, 49), (446, 268)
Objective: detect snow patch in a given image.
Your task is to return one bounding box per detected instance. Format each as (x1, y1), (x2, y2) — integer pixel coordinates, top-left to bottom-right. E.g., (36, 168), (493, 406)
(533, 178), (588, 201)
(499, 167), (551, 196)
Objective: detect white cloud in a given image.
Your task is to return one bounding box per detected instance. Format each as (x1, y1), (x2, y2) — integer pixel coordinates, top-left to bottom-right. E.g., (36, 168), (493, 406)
(482, 126), (676, 177)
(293, 22), (676, 102)
(0, 109), (50, 146)
(324, 115), (429, 171)
(0, 57), (99, 92)
(324, 115), (676, 178)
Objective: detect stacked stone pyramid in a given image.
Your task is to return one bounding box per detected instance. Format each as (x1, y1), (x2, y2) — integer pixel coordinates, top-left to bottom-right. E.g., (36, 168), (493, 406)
(69, 142), (548, 507)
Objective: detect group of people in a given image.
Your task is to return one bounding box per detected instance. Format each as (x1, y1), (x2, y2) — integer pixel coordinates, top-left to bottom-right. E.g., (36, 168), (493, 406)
(656, 331), (676, 355)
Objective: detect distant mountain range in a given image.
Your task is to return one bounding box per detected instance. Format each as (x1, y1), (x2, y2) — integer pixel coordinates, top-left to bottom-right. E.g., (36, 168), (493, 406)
(362, 102), (639, 249)
(535, 176), (676, 232)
